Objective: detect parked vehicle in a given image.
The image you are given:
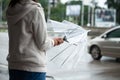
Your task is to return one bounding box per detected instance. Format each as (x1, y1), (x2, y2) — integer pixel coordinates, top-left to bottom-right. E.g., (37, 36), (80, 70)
(88, 26), (120, 60)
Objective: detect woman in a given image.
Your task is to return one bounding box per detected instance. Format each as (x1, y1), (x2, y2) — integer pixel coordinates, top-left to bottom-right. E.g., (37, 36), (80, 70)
(6, 0), (63, 80)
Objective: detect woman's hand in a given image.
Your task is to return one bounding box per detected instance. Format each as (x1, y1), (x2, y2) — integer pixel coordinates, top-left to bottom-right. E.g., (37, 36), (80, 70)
(53, 38), (64, 46)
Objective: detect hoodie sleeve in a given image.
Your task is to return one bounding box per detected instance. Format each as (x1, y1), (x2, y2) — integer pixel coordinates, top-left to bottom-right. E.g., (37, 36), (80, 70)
(32, 5), (54, 51)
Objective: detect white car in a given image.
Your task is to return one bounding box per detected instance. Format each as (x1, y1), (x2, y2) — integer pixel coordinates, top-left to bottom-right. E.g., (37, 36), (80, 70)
(88, 26), (120, 60)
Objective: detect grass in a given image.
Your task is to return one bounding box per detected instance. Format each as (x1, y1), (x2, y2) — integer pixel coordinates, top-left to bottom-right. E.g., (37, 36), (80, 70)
(0, 29), (8, 32)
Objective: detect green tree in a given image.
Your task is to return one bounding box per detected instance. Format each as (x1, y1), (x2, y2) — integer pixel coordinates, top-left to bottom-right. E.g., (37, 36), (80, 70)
(84, 5), (88, 25)
(51, 3), (66, 21)
(38, 0), (48, 20)
(39, 0), (66, 21)
(2, 0), (10, 21)
(1, 0), (66, 22)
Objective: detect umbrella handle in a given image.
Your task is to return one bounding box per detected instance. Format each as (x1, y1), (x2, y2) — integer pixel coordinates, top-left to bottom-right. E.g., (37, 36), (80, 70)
(63, 36), (78, 46)
(63, 36), (69, 43)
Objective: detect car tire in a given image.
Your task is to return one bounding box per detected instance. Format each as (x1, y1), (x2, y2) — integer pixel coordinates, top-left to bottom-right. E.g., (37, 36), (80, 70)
(90, 46), (102, 60)
(116, 58), (120, 62)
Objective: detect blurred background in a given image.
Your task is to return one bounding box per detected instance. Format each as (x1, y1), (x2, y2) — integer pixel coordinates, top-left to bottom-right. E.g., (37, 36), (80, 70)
(0, 0), (120, 80)
(1, 0), (120, 38)
(0, 0), (120, 27)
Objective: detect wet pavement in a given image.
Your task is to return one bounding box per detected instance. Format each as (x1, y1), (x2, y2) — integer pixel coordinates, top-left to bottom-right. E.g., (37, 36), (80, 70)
(0, 32), (120, 80)
(49, 58), (120, 80)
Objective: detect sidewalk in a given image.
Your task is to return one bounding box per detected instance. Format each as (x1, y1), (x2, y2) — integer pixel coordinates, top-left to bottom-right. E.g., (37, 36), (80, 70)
(0, 32), (8, 80)
(0, 32), (8, 65)
(0, 65), (8, 80)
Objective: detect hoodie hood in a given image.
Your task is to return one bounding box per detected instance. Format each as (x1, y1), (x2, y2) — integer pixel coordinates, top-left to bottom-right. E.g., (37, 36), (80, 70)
(6, 0), (41, 24)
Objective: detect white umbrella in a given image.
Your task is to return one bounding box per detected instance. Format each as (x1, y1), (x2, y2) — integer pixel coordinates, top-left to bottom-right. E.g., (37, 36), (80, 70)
(47, 20), (90, 71)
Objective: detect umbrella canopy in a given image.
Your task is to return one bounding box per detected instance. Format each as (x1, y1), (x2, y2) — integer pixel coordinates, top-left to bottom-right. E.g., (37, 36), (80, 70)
(47, 20), (90, 72)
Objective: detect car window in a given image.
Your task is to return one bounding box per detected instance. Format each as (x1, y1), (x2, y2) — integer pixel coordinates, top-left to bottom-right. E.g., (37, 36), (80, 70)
(107, 28), (120, 38)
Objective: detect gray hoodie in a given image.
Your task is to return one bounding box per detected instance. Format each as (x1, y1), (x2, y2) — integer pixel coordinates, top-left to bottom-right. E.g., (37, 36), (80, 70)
(6, 0), (54, 72)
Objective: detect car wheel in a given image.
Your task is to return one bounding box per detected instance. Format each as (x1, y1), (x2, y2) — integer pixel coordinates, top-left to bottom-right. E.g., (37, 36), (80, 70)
(90, 46), (102, 60)
(116, 58), (120, 62)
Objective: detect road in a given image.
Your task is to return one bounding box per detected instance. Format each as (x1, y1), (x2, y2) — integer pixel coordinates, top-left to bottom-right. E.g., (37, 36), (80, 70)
(0, 32), (120, 80)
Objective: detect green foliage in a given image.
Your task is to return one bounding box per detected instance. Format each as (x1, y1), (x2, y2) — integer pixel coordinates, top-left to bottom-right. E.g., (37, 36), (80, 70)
(2, 0), (10, 21)
(38, 0), (66, 21)
(38, 0), (48, 20)
(1, 0), (88, 25)
(84, 5), (88, 25)
(0, 29), (8, 32)
(51, 3), (66, 21)
(106, 0), (120, 9)
(66, 1), (82, 5)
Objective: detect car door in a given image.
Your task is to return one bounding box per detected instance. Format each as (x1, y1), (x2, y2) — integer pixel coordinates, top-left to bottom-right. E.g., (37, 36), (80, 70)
(101, 28), (120, 57)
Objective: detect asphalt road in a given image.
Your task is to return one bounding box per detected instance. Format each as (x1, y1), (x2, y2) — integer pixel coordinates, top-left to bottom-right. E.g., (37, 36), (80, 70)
(0, 32), (120, 80)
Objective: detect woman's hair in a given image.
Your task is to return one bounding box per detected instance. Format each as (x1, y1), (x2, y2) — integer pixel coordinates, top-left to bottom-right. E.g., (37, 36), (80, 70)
(9, 0), (38, 7)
